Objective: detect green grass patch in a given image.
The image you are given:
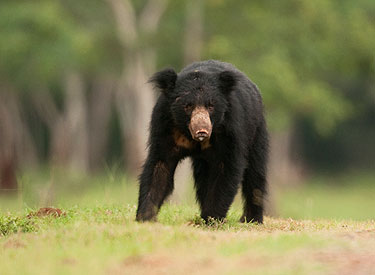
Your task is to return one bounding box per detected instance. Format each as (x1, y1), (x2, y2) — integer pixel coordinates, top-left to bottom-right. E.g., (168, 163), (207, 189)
(276, 174), (375, 221)
(0, 214), (36, 236)
(0, 171), (374, 274)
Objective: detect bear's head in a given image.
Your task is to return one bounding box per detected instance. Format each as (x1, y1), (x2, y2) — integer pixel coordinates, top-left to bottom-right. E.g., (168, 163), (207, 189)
(149, 68), (237, 143)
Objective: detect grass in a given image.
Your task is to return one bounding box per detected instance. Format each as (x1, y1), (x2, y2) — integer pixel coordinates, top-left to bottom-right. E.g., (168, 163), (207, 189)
(275, 173), (375, 221)
(1, 205), (375, 275)
(0, 171), (375, 274)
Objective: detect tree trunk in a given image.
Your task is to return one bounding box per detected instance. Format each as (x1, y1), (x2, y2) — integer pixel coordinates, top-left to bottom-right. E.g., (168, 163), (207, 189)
(31, 89), (69, 168)
(49, 117), (70, 168)
(267, 126), (304, 216)
(0, 155), (17, 194)
(88, 76), (114, 171)
(31, 73), (90, 173)
(108, 0), (167, 177)
(0, 90), (39, 193)
(0, 92), (18, 193)
(183, 0), (204, 65)
(64, 71), (89, 173)
(115, 53), (155, 176)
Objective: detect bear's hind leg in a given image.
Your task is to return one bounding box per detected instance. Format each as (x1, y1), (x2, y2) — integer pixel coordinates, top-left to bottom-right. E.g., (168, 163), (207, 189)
(241, 124), (268, 224)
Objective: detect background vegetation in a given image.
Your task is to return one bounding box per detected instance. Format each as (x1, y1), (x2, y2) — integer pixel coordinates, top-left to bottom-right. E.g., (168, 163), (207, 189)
(0, 0), (374, 214)
(1, 0), (374, 178)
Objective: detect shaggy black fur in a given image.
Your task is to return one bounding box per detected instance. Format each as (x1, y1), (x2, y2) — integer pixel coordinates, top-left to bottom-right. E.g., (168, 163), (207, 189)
(136, 60), (269, 223)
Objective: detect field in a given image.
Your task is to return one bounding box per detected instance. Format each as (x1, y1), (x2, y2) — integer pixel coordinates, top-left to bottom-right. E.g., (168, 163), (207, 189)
(1, 171), (375, 274)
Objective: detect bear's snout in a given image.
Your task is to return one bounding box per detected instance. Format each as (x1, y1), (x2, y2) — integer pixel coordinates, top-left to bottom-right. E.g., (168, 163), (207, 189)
(189, 107), (212, 142)
(195, 129), (209, 141)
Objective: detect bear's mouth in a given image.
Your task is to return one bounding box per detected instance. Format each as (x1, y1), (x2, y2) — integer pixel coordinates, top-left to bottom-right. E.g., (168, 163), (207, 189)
(188, 107), (212, 142)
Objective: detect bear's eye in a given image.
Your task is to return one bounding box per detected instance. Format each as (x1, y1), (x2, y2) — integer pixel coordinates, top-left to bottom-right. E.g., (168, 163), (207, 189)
(184, 104), (193, 113)
(207, 103), (214, 112)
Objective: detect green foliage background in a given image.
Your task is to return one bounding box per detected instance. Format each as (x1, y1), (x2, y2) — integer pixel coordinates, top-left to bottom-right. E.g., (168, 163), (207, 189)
(0, 0), (374, 171)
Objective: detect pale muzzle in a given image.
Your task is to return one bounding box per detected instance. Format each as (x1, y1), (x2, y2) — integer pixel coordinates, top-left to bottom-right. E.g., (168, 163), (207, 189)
(188, 107), (212, 142)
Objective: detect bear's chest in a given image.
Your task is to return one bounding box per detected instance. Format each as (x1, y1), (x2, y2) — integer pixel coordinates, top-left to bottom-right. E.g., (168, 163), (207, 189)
(172, 129), (212, 153)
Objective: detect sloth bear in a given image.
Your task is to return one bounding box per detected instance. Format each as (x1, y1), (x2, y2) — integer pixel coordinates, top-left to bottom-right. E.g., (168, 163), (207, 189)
(136, 60), (268, 223)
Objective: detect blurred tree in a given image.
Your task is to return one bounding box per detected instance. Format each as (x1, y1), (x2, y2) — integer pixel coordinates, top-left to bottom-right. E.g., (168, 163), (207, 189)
(107, 0), (168, 176)
(0, 89), (21, 193)
(0, 0), (119, 177)
(184, 0), (204, 65)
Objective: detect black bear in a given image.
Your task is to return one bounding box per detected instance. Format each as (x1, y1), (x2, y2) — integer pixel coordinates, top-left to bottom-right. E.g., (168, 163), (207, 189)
(136, 60), (268, 223)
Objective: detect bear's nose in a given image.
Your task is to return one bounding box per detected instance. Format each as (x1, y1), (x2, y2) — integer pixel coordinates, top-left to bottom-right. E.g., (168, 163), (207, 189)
(195, 130), (209, 141)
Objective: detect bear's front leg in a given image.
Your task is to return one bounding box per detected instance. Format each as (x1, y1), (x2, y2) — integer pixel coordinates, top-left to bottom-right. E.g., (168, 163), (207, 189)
(136, 157), (177, 222)
(193, 158), (243, 222)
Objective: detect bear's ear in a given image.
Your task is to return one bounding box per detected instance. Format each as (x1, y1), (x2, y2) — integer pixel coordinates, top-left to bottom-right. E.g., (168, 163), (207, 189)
(148, 68), (177, 93)
(218, 71), (237, 93)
